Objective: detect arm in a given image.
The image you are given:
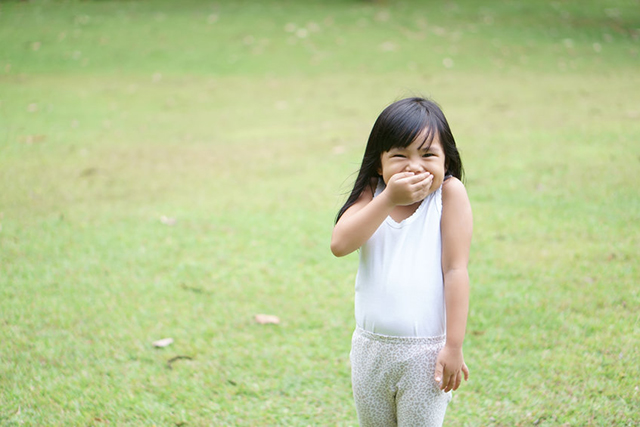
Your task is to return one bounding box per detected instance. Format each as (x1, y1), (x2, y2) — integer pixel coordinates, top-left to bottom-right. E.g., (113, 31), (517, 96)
(331, 172), (433, 257)
(434, 177), (472, 392)
(330, 182), (394, 257)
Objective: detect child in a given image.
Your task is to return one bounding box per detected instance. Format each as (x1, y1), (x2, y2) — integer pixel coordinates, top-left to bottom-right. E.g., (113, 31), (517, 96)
(331, 97), (472, 426)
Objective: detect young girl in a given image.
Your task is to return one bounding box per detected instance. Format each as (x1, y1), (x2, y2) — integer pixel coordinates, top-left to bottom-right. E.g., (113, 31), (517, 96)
(331, 97), (472, 426)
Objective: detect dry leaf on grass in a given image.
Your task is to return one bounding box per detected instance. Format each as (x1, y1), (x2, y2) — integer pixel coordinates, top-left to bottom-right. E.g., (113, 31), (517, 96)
(152, 337), (174, 348)
(254, 314), (280, 325)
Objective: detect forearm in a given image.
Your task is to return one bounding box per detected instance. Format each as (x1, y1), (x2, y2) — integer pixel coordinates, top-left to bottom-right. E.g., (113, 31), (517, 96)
(330, 192), (395, 257)
(444, 268), (469, 348)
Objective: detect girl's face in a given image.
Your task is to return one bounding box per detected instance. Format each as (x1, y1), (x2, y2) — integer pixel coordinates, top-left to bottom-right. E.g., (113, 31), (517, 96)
(378, 130), (447, 192)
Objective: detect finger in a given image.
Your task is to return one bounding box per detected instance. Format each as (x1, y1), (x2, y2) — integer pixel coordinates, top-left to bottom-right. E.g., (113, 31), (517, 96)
(409, 173), (432, 188)
(441, 370), (452, 391)
(449, 372), (457, 392)
(462, 363), (470, 381)
(415, 177), (433, 197)
(391, 170), (414, 179)
(423, 175), (434, 190)
(414, 171), (432, 180)
(444, 372), (456, 392)
(453, 371), (462, 391)
(404, 172), (427, 184)
(416, 173), (433, 187)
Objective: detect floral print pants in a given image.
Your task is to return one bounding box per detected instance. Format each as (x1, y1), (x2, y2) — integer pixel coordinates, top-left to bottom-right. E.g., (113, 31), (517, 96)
(350, 327), (452, 427)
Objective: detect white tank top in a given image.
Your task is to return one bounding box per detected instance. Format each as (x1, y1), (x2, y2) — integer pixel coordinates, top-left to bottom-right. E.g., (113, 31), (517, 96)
(355, 179), (445, 337)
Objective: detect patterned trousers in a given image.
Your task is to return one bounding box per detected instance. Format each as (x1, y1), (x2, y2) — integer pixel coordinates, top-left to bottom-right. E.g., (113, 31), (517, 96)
(350, 327), (451, 427)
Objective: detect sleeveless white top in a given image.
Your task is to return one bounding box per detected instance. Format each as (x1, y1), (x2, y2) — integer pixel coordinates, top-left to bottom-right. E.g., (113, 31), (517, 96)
(355, 179), (445, 337)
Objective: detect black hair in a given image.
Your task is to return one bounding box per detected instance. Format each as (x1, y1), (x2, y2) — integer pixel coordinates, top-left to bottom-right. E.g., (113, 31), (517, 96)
(335, 97), (464, 223)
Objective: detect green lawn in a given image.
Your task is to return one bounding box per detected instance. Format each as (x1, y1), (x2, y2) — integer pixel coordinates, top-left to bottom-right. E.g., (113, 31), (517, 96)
(1, 0), (639, 425)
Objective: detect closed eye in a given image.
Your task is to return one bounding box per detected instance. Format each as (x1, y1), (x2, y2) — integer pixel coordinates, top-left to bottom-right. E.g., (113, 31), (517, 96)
(392, 154), (406, 158)
(422, 153), (435, 157)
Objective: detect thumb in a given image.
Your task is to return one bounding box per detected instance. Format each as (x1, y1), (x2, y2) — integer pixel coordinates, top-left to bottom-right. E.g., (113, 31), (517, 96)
(434, 360), (444, 383)
(462, 362), (470, 381)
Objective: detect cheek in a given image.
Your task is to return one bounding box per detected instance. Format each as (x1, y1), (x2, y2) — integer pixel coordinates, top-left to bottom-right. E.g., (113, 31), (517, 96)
(431, 174), (444, 189)
(427, 162), (446, 185)
(426, 160), (445, 176)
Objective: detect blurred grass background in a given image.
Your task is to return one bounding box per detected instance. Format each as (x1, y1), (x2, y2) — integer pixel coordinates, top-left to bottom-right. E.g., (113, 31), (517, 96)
(1, 0), (639, 425)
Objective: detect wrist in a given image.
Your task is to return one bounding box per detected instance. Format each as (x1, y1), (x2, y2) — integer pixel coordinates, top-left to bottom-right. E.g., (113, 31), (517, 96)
(444, 340), (464, 350)
(377, 188), (398, 209)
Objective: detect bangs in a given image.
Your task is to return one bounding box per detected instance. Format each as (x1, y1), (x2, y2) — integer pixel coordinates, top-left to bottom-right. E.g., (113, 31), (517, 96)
(377, 101), (441, 152)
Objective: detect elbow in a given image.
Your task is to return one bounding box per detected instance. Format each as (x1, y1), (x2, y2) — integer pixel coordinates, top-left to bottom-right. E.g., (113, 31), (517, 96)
(330, 241), (346, 257)
(443, 267), (469, 286)
(331, 226), (359, 257)
(330, 238), (350, 257)
(443, 266), (469, 276)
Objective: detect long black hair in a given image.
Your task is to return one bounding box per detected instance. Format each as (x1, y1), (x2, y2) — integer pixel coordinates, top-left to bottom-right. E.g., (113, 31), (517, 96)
(335, 97), (464, 223)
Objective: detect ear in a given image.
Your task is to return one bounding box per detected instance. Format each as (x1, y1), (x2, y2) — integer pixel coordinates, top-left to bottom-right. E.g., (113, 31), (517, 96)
(375, 158), (382, 176)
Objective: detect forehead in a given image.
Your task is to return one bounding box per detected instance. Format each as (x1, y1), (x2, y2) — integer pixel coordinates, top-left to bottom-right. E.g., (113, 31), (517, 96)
(392, 131), (443, 151)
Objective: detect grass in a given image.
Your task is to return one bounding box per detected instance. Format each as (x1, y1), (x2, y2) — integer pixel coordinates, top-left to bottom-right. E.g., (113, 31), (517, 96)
(1, 0), (639, 425)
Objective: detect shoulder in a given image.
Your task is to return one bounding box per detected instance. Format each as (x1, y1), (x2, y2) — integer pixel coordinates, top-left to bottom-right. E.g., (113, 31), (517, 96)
(338, 177), (377, 220)
(441, 177), (472, 220)
(359, 177), (380, 201)
(442, 176), (469, 205)
(361, 177), (378, 200)
(442, 176), (466, 197)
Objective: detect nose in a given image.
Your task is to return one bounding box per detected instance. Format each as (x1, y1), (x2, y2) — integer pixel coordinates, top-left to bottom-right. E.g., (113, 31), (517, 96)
(405, 159), (425, 173)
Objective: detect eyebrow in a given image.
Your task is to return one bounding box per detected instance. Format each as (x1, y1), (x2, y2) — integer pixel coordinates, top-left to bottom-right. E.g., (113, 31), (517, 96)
(420, 144), (441, 152)
(389, 144), (441, 153)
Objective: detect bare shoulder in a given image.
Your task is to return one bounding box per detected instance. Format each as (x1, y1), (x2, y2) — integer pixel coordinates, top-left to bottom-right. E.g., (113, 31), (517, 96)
(442, 177), (470, 206)
(356, 177), (377, 202)
(441, 177), (472, 227)
(357, 177), (379, 202)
